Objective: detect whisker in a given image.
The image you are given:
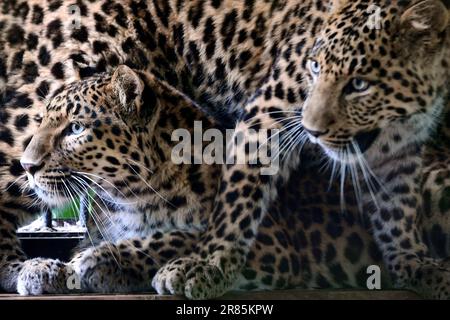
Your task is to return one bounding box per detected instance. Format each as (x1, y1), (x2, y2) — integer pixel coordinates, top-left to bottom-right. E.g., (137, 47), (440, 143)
(126, 165), (177, 209)
(74, 173), (139, 205)
(256, 119), (302, 153)
(125, 158), (154, 175)
(351, 141), (382, 211)
(339, 148), (347, 213)
(75, 171), (142, 204)
(59, 178), (96, 250)
(5, 174), (27, 192)
(244, 110), (301, 124)
(269, 124), (304, 161)
(282, 128), (308, 161)
(70, 178), (122, 268)
(72, 177), (161, 266)
(347, 150), (363, 213)
(328, 158), (338, 192)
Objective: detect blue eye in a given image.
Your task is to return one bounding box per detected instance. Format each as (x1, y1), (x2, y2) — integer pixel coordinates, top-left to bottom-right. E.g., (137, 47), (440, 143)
(308, 59), (321, 76)
(344, 78), (371, 95)
(70, 123), (85, 135)
(351, 78), (370, 92)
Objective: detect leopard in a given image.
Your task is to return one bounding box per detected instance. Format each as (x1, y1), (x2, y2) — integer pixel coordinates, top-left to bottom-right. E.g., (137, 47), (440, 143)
(0, 0), (382, 296)
(151, 0), (450, 300)
(0, 0), (449, 300)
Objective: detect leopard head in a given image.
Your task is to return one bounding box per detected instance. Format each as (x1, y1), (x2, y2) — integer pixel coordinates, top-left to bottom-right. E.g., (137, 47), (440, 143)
(20, 66), (215, 211)
(301, 0), (449, 163)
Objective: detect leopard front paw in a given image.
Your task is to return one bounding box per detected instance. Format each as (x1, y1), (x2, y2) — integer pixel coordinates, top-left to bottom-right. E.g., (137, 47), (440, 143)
(419, 260), (450, 299)
(152, 257), (227, 300)
(70, 243), (148, 293)
(17, 258), (68, 296)
(70, 246), (122, 293)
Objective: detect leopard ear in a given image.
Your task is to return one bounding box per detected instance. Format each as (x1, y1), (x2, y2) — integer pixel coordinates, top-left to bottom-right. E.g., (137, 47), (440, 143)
(139, 71), (221, 128)
(400, 0), (449, 40)
(109, 65), (145, 116)
(143, 72), (208, 114)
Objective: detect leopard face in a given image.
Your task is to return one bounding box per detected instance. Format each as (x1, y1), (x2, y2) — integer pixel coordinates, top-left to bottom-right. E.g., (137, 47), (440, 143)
(20, 66), (166, 208)
(301, 0), (450, 163)
(20, 65), (218, 235)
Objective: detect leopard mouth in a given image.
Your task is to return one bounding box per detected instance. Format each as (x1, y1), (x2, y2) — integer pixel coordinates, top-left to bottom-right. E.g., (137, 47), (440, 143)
(31, 172), (78, 207)
(317, 128), (381, 163)
(351, 128), (381, 154)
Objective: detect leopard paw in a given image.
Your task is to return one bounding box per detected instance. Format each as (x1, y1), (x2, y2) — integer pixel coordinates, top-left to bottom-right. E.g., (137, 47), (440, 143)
(419, 260), (450, 299)
(69, 246), (120, 293)
(17, 258), (68, 296)
(70, 243), (147, 293)
(152, 257), (227, 300)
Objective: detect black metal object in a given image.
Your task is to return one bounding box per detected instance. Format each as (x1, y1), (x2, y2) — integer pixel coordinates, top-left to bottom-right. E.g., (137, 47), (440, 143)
(19, 236), (84, 262)
(44, 207), (52, 229)
(18, 219), (85, 262)
(18, 196), (90, 262)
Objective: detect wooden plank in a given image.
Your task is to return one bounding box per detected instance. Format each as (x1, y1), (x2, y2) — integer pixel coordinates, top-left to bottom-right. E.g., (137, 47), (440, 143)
(0, 293), (182, 300)
(0, 290), (421, 300)
(222, 290), (421, 300)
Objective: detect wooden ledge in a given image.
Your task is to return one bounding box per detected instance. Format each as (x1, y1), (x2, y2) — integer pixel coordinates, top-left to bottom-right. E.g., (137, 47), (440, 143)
(0, 290), (421, 300)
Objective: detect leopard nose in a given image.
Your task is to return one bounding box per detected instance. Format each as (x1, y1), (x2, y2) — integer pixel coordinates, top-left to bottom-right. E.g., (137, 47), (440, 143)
(304, 127), (329, 138)
(20, 161), (44, 175)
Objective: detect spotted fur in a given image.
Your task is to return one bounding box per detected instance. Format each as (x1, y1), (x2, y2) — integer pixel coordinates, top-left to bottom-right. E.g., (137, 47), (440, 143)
(0, 0), (449, 299)
(154, 0), (450, 299)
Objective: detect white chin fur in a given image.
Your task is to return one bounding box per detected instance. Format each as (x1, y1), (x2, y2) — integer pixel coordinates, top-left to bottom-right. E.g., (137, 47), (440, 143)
(34, 187), (71, 208)
(307, 133), (319, 144)
(26, 172), (35, 189)
(317, 142), (363, 165)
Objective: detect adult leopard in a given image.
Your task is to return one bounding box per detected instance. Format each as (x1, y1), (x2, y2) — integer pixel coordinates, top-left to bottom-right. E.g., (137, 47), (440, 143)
(0, 0), (278, 293)
(0, 0), (377, 295)
(0, 0), (449, 299)
(152, 0), (450, 299)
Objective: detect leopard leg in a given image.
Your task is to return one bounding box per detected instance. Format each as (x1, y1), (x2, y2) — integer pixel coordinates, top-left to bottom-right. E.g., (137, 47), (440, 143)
(367, 150), (450, 299)
(152, 79), (303, 299)
(16, 230), (198, 295)
(421, 143), (450, 259)
(0, 209), (26, 292)
(0, 156), (40, 292)
(0, 205), (39, 292)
